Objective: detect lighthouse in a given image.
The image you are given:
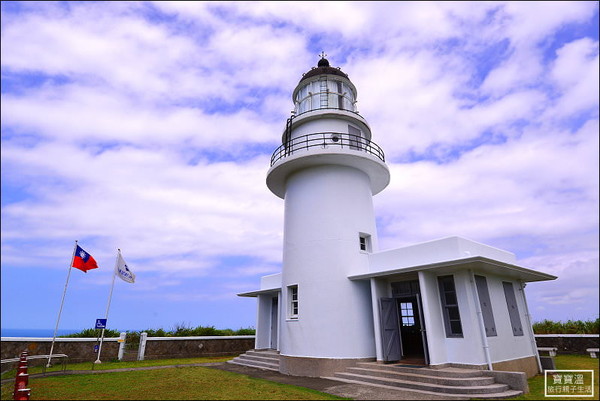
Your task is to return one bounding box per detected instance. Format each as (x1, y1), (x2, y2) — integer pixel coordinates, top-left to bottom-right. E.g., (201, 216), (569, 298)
(265, 54), (390, 376)
(237, 55), (556, 382)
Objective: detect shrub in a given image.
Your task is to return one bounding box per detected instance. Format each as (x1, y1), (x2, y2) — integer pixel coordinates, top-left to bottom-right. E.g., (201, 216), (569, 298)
(60, 328), (121, 338)
(61, 323), (256, 338)
(234, 327), (256, 335)
(533, 318), (599, 334)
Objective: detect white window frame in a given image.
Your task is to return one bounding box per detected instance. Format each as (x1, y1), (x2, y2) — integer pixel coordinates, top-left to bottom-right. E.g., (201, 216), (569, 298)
(359, 233), (372, 253)
(288, 284), (299, 320)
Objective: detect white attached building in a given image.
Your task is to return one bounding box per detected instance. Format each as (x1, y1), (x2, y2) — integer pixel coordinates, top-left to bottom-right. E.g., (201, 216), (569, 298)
(239, 57), (556, 378)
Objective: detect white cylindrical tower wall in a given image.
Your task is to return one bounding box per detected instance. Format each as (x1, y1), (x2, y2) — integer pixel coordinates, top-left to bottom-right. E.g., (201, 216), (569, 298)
(279, 164), (378, 363)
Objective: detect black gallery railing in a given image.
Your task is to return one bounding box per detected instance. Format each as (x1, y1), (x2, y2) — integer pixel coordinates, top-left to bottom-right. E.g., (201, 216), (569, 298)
(270, 132), (386, 167)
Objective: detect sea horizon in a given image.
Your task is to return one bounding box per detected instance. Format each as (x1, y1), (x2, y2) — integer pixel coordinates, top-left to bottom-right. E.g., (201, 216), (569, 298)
(1, 328), (84, 338)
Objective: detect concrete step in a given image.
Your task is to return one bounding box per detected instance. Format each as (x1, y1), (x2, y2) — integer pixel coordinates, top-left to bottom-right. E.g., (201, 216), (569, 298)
(228, 358), (279, 371)
(236, 353), (280, 365)
(356, 362), (485, 378)
(227, 349), (280, 372)
(245, 350), (281, 361)
(346, 366), (496, 387)
(332, 371), (510, 395)
(323, 376), (523, 400)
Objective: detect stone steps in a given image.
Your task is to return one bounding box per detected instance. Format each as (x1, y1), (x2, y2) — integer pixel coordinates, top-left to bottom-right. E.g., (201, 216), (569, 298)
(324, 362), (522, 399)
(228, 349), (280, 372)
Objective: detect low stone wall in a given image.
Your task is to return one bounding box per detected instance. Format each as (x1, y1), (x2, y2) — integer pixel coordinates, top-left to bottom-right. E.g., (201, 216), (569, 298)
(1, 335), (255, 366)
(143, 336), (255, 360)
(1, 337), (121, 365)
(535, 334), (599, 354)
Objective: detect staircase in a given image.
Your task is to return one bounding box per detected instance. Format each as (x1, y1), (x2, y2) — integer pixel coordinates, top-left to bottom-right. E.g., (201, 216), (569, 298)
(228, 349), (280, 371)
(324, 362), (523, 399)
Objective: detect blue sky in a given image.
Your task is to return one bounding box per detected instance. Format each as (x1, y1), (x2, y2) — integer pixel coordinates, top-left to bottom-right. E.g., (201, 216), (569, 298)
(1, 1), (598, 334)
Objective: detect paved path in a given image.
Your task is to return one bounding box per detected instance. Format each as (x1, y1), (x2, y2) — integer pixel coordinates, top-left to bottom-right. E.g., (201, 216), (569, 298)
(2, 361), (464, 400)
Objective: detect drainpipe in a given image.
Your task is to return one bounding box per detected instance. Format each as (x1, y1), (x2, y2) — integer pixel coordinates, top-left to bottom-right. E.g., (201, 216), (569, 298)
(469, 270), (493, 371)
(519, 281), (543, 373)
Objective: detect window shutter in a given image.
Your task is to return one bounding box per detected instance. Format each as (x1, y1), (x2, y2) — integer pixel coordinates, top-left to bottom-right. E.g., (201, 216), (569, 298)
(475, 275), (497, 337)
(502, 281), (524, 336)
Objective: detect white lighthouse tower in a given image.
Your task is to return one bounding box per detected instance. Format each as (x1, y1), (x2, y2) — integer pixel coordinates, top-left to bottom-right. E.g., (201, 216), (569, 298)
(237, 55), (557, 384)
(265, 55), (390, 376)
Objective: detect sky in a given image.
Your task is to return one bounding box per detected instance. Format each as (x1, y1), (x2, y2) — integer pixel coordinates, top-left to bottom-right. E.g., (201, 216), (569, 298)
(1, 1), (598, 334)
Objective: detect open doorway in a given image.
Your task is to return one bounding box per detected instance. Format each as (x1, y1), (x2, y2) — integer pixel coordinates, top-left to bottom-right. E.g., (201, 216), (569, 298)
(397, 296), (426, 364)
(270, 296), (278, 350)
(380, 279), (429, 365)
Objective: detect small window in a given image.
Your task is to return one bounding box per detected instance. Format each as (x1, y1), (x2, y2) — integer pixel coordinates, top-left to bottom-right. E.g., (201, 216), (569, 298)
(288, 285), (299, 319)
(438, 275), (463, 337)
(502, 281), (523, 336)
(359, 233), (371, 252)
(400, 302), (415, 326)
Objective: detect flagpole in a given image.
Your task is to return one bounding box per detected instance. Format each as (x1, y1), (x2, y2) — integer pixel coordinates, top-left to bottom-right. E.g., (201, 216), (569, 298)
(47, 240), (78, 368)
(95, 249), (119, 364)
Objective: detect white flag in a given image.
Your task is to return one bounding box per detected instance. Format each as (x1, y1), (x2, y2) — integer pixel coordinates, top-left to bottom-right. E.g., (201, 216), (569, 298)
(116, 252), (135, 283)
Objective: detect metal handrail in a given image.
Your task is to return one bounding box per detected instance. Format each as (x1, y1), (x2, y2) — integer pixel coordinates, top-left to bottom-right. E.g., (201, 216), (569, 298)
(292, 107), (362, 119)
(270, 132), (386, 166)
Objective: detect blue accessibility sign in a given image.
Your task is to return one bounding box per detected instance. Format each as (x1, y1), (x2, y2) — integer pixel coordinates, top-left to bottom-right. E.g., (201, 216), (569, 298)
(95, 319), (107, 329)
(93, 345), (99, 353)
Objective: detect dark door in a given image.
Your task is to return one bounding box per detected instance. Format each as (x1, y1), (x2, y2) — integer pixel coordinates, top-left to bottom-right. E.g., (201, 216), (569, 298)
(397, 296), (425, 357)
(270, 297), (278, 349)
(380, 298), (402, 362)
(416, 294), (429, 364)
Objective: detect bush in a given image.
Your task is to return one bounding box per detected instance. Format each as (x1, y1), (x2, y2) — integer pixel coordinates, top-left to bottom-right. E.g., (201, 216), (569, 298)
(62, 323), (256, 338)
(533, 318), (599, 334)
(234, 327), (256, 335)
(60, 328), (121, 338)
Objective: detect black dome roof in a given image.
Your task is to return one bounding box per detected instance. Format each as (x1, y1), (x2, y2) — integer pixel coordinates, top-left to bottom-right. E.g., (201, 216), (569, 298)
(299, 57), (349, 84)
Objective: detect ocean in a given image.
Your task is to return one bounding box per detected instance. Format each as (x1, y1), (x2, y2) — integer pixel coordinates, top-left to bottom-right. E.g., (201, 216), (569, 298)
(1, 328), (81, 338)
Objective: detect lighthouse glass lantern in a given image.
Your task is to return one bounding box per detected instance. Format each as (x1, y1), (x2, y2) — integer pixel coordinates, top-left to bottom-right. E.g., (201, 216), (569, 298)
(293, 57), (357, 114)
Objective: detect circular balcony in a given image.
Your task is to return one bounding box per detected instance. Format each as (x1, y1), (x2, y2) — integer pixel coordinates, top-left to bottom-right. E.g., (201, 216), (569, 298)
(267, 132), (390, 198)
(270, 132), (385, 167)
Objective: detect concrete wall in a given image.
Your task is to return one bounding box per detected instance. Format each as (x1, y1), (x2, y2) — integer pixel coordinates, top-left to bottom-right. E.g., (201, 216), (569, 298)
(484, 275), (537, 364)
(142, 336), (255, 360)
(1, 337), (122, 365)
(280, 165), (378, 360)
(369, 237), (517, 273)
(1, 336), (255, 365)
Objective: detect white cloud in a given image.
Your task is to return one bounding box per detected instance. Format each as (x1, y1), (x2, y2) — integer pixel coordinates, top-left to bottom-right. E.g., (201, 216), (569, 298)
(550, 38), (599, 117)
(375, 119), (599, 254)
(1, 1), (598, 328)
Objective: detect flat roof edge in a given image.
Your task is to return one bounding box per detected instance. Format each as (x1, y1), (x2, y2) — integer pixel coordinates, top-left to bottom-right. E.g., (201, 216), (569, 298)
(237, 287), (281, 297)
(348, 256), (558, 282)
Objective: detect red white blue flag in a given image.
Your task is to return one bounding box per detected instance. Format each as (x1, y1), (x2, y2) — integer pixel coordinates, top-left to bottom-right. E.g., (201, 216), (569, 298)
(72, 245), (99, 273)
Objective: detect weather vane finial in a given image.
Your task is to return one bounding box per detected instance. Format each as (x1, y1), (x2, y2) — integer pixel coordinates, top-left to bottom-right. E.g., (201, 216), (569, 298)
(319, 51), (327, 59)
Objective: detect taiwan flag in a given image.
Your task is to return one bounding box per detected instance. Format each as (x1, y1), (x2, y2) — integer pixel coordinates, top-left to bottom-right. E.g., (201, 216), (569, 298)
(72, 245), (99, 273)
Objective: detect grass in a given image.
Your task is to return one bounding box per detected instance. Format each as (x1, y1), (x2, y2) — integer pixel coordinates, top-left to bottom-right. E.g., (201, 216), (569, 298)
(2, 354), (598, 400)
(1, 356), (346, 400)
(505, 354), (599, 400)
(1, 356), (233, 380)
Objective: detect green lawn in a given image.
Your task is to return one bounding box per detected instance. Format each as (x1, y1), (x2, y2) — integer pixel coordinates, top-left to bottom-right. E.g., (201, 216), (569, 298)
(1, 357), (346, 400)
(1, 356), (234, 380)
(2, 354), (598, 400)
(506, 354), (599, 400)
